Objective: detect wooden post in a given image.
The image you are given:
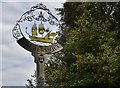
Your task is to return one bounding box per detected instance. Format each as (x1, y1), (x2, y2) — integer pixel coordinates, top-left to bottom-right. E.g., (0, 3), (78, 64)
(32, 53), (45, 88)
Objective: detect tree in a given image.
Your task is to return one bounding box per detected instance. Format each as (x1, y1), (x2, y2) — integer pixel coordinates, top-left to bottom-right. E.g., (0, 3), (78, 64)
(45, 2), (120, 87)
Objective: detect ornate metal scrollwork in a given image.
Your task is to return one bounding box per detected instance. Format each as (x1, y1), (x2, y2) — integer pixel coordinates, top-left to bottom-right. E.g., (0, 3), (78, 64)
(12, 23), (23, 40)
(38, 76), (45, 87)
(12, 3), (62, 40)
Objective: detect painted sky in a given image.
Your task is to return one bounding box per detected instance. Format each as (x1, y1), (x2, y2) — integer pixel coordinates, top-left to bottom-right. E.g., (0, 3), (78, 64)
(1, 0), (65, 86)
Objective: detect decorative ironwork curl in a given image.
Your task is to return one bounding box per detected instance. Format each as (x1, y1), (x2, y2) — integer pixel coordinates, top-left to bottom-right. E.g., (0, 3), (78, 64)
(12, 23), (23, 40)
(17, 3), (61, 26)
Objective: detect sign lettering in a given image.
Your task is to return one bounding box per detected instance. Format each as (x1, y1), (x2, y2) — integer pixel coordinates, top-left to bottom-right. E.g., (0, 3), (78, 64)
(17, 37), (63, 54)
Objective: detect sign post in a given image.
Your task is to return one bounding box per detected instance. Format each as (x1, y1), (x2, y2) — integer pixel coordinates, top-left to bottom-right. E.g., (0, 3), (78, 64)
(12, 3), (63, 88)
(32, 53), (45, 87)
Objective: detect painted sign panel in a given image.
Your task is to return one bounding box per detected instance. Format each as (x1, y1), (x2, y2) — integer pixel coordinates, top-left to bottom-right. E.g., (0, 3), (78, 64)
(12, 3), (63, 54)
(17, 37), (63, 54)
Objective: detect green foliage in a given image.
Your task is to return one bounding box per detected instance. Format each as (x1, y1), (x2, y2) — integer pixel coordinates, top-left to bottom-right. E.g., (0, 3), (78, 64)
(46, 2), (120, 87)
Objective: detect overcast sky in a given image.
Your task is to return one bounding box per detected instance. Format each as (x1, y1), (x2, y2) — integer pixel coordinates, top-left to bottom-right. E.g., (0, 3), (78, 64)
(1, 0), (65, 86)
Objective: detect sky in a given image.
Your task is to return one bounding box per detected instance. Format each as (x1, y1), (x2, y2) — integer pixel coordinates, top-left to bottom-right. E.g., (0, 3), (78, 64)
(1, 0), (66, 86)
